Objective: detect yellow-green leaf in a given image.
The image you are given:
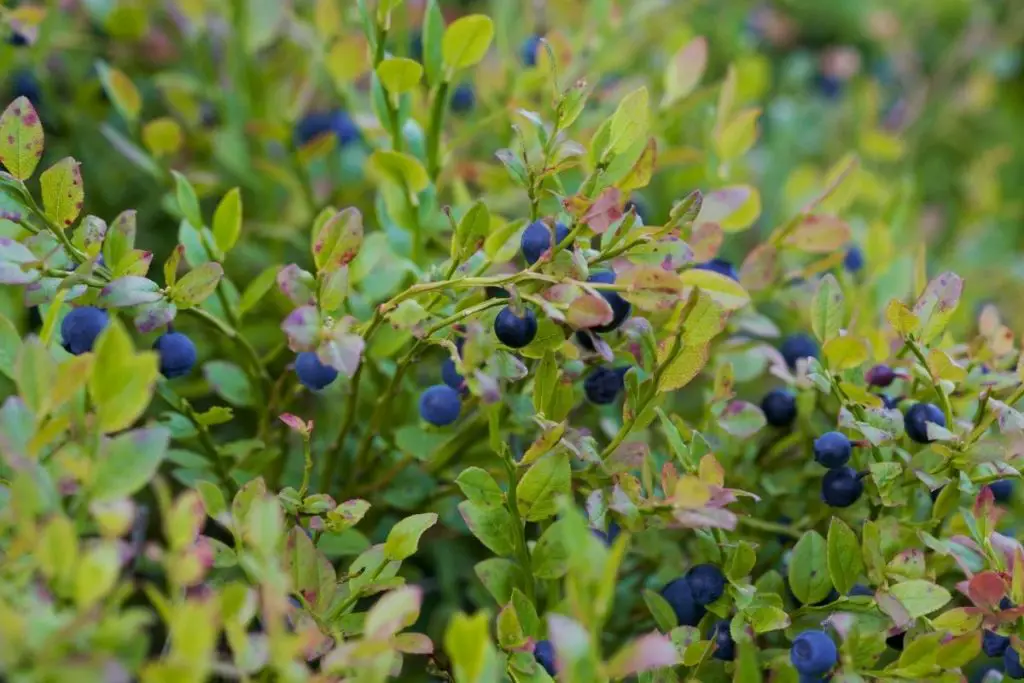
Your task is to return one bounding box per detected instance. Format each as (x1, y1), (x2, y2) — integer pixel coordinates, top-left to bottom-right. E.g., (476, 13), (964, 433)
(608, 87), (650, 155)
(695, 185), (760, 232)
(442, 14), (494, 72)
(662, 36), (707, 108)
(325, 37), (370, 88)
(367, 150), (429, 196)
(377, 57), (423, 95)
(213, 188), (242, 254)
(679, 269), (750, 311)
(96, 61), (142, 123)
(783, 215), (851, 253)
(657, 342), (709, 393)
(811, 274), (844, 343)
(141, 118), (183, 158)
(823, 336), (867, 371)
(714, 108), (760, 161)
(40, 157), (84, 229)
(0, 97), (44, 181)
(87, 319), (160, 433)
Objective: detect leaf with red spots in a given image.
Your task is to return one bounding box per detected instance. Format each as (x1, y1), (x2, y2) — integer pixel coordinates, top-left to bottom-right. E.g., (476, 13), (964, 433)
(40, 157), (84, 230)
(913, 271), (964, 344)
(311, 207), (363, 271)
(0, 97), (44, 181)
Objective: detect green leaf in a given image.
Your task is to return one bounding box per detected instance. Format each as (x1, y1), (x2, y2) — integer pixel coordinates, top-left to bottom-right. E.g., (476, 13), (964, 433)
(91, 427), (170, 501)
(40, 157), (84, 229)
(88, 319), (159, 433)
(15, 335), (55, 417)
(678, 269), (750, 311)
(455, 467), (504, 506)
(474, 558), (522, 604)
(453, 201), (490, 259)
(442, 14), (494, 73)
(714, 108), (760, 161)
(212, 188), (242, 254)
(826, 517), (864, 595)
(0, 312), (22, 380)
(202, 360), (253, 408)
(196, 480), (227, 520)
(0, 97), (44, 181)
(384, 512), (438, 561)
(913, 272), (963, 344)
(312, 207), (363, 271)
(607, 86), (650, 156)
(695, 185), (761, 232)
(444, 611), (497, 683)
(531, 518), (570, 579)
(238, 265), (279, 316)
(367, 150), (429, 196)
(103, 210), (137, 271)
(458, 501), (516, 557)
(643, 590), (678, 633)
(422, 0), (445, 85)
(377, 57), (423, 95)
(662, 36), (707, 108)
(516, 452), (570, 522)
(788, 530), (831, 604)
(97, 276), (163, 308)
(726, 541), (757, 581)
(74, 542), (120, 608)
(96, 61), (141, 123)
(171, 170), (204, 229)
(889, 580), (952, 618)
(170, 262), (223, 308)
(811, 274), (844, 344)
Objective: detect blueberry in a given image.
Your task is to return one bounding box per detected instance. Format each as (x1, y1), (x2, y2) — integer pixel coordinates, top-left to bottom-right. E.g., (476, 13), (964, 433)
(61, 306), (109, 355)
(1007, 647), (1024, 679)
(441, 358), (465, 391)
(8, 30), (28, 47)
(575, 329), (597, 352)
(813, 431), (852, 469)
(11, 70), (41, 105)
(761, 389), (797, 428)
(583, 367), (627, 405)
(295, 352), (338, 391)
(990, 479), (1014, 503)
(418, 384), (462, 426)
(843, 245), (864, 273)
(983, 630), (1010, 657)
(1001, 597), (1015, 610)
(409, 31), (423, 61)
(591, 521), (621, 545)
(878, 394), (901, 409)
(153, 331), (197, 379)
(848, 584), (873, 597)
(821, 466), (864, 508)
(494, 307), (538, 349)
(695, 258), (739, 282)
(711, 620), (735, 661)
(660, 577), (705, 627)
(450, 83), (476, 114)
(816, 73), (843, 99)
(295, 110), (360, 147)
(485, 286), (510, 299)
(521, 34), (542, 66)
(814, 588), (840, 606)
(790, 630), (838, 677)
(903, 402), (946, 444)
(587, 271), (631, 333)
(534, 639), (556, 675)
(686, 564), (726, 606)
(865, 364), (896, 387)
(886, 631), (905, 651)
(780, 333), (819, 370)
(520, 220), (570, 265)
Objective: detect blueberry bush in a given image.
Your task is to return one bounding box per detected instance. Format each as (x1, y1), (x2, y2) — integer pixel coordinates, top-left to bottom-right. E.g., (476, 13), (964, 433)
(1, 1), (1024, 682)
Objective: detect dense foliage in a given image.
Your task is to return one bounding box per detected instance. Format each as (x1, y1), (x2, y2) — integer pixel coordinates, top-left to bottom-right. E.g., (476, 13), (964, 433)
(1, 1), (1024, 682)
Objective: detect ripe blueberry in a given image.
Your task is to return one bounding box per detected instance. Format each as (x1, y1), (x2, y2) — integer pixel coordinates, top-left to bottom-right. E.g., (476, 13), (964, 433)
(450, 83), (476, 114)
(813, 431), (851, 469)
(990, 479), (1014, 503)
(865, 364), (896, 387)
(295, 352), (338, 391)
(660, 577), (705, 627)
(418, 384), (462, 426)
(1001, 597), (1015, 610)
(61, 306), (109, 355)
(848, 584), (873, 597)
(591, 521), (621, 545)
(441, 358), (465, 392)
(575, 329), (597, 353)
(8, 30), (28, 47)
(584, 367), (627, 405)
(695, 258), (739, 282)
(686, 564), (726, 606)
(587, 271), (631, 333)
(534, 639), (556, 675)
(878, 394), (901, 409)
(843, 244), (864, 273)
(983, 630), (1010, 657)
(790, 630), (838, 677)
(153, 331), (197, 379)
(904, 402), (945, 444)
(494, 306), (538, 349)
(11, 70), (41, 105)
(711, 620), (735, 661)
(521, 34), (542, 66)
(521, 220), (570, 265)
(295, 110), (359, 147)
(780, 333), (819, 370)
(886, 631), (905, 651)
(816, 73), (843, 99)
(1007, 647), (1024, 680)
(761, 388), (797, 428)
(821, 466), (864, 508)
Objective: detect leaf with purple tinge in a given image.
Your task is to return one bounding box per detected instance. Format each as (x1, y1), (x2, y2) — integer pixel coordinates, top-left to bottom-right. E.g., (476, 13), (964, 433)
(312, 207), (363, 271)
(695, 185), (760, 232)
(98, 276), (163, 308)
(740, 243), (777, 291)
(133, 300), (177, 333)
(607, 632), (678, 677)
(282, 305), (320, 352)
(566, 292), (614, 328)
(170, 262), (223, 308)
(913, 272), (964, 343)
(716, 401), (766, 438)
(0, 97), (43, 181)
(277, 264), (317, 306)
(581, 187), (623, 234)
(662, 37), (707, 108)
(0, 261), (38, 285)
(326, 499), (371, 533)
(783, 215), (851, 253)
(317, 316), (364, 377)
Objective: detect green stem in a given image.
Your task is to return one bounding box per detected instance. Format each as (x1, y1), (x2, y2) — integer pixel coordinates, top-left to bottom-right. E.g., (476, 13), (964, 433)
(298, 436), (313, 498)
(906, 338), (954, 428)
(156, 384), (236, 495)
(737, 516), (803, 540)
(969, 383), (1024, 446)
(502, 455), (535, 602)
(426, 82), (450, 180)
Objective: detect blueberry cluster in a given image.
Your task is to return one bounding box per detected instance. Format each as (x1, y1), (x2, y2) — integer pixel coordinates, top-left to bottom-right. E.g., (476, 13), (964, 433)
(659, 564), (726, 627)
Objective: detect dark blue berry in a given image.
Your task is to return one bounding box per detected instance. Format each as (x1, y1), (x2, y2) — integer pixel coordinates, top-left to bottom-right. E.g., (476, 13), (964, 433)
(1006, 647), (1024, 679)
(590, 521), (621, 545)
(695, 258), (739, 282)
(494, 307), (538, 349)
(587, 271), (631, 333)
(686, 564), (726, 606)
(520, 220), (570, 265)
(990, 479), (1014, 503)
(790, 630), (838, 677)
(295, 110), (360, 147)
(814, 588), (840, 606)
(816, 73), (843, 99)
(418, 384), (462, 426)
(761, 389), (797, 427)
(983, 630), (1010, 657)
(575, 330), (597, 352)
(886, 631), (905, 651)
(583, 367), (627, 405)
(904, 402), (945, 444)
(295, 352), (338, 391)
(822, 467), (864, 508)
(450, 83), (476, 114)
(843, 245), (864, 273)
(61, 306), (109, 355)
(534, 639), (556, 675)
(780, 333), (819, 370)
(11, 70), (41, 105)
(521, 34), (542, 66)
(660, 577), (705, 627)
(711, 620), (735, 661)
(8, 30), (28, 47)
(813, 431), (852, 469)
(441, 358), (465, 392)
(848, 584), (873, 597)
(1001, 597), (1015, 610)
(878, 394), (901, 409)
(153, 331), (197, 379)
(865, 364), (896, 387)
